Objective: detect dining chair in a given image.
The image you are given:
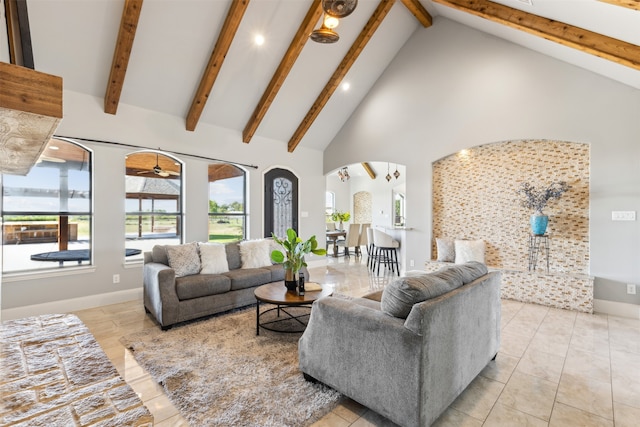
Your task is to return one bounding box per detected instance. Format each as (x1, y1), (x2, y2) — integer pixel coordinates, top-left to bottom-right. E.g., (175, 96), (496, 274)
(358, 223), (370, 257)
(344, 223), (361, 257)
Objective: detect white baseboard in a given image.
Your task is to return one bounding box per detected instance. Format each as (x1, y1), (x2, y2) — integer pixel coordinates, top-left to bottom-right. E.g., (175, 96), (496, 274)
(1, 288), (142, 321)
(594, 299), (640, 320)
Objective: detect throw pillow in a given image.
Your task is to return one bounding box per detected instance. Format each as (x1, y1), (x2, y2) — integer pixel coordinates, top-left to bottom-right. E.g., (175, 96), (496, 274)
(166, 243), (201, 277)
(436, 238), (455, 262)
(454, 239), (485, 264)
(198, 242), (229, 274)
(239, 239), (272, 269)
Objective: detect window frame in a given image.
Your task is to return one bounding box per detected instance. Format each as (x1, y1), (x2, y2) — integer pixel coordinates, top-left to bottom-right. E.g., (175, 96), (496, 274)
(208, 164), (247, 243)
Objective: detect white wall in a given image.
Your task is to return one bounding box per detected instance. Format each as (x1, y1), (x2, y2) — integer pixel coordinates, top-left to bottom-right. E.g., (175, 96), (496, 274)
(324, 18), (640, 307)
(1, 90), (326, 316)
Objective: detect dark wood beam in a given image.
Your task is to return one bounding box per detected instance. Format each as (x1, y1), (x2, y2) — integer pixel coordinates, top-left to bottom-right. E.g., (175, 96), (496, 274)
(400, 0), (433, 27)
(287, 0), (395, 152)
(104, 0), (144, 115)
(242, 0), (323, 143)
(4, 0), (34, 68)
(186, 0), (250, 131)
(433, 0), (640, 70)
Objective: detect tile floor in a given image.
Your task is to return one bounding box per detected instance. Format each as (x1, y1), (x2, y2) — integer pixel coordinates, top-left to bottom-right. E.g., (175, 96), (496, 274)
(71, 256), (640, 426)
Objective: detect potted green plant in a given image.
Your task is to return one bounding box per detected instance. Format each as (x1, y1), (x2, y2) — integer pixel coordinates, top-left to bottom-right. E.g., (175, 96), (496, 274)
(271, 228), (327, 291)
(517, 181), (570, 235)
(330, 211), (351, 230)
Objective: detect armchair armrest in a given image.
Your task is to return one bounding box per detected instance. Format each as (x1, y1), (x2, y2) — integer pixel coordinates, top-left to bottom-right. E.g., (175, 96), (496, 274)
(143, 262), (178, 328)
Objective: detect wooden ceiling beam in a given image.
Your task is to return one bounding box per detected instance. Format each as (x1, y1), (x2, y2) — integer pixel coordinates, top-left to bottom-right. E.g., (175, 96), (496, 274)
(598, 0), (640, 11)
(361, 162), (376, 179)
(104, 0), (144, 115)
(242, 0), (323, 143)
(287, 0), (395, 153)
(433, 0), (640, 70)
(186, 0), (250, 132)
(400, 0), (433, 27)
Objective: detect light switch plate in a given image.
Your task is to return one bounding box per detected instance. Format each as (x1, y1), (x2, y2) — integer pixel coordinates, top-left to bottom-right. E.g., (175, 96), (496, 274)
(612, 211), (636, 221)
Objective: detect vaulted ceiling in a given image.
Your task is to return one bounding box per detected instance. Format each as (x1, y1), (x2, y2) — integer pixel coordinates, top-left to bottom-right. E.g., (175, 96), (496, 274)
(7, 0), (640, 153)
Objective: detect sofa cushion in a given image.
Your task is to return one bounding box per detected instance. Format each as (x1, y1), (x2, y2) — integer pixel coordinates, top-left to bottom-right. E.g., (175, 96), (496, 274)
(261, 264), (286, 282)
(454, 239), (485, 264)
(175, 274), (231, 300)
(199, 243), (229, 274)
(380, 262), (487, 319)
(225, 242), (242, 270)
(239, 239), (272, 268)
(151, 245), (169, 265)
(223, 268), (272, 291)
(436, 238), (455, 262)
(166, 243), (201, 277)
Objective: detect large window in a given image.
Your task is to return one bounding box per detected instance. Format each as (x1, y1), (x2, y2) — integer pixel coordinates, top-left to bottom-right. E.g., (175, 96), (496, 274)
(208, 164), (246, 242)
(125, 151), (182, 261)
(325, 191), (335, 221)
(2, 138), (92, 273)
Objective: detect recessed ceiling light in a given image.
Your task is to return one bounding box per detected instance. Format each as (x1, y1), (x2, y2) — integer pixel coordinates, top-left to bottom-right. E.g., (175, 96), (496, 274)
(254, 34), (265, 46)
(341, 82), (350, 91)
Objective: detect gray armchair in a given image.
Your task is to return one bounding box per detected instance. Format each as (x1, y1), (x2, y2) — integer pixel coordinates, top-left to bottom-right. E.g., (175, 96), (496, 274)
(298, 263), (501, 427)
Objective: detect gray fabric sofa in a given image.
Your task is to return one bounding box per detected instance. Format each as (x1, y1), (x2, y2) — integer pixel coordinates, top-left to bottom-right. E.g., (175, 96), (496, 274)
(143, 241), (307, 329)
(298, 262), (501, 427)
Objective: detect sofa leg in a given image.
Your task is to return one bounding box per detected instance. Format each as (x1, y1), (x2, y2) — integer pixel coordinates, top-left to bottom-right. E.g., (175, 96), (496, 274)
(161, 324), (173, 331)
(492, 353), (498, 361)
(303, 373), (318, 383)
(144, 306), (150, 314)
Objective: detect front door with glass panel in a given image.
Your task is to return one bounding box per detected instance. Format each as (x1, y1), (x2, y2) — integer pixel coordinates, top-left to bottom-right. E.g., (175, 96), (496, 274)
(264, 168), (298, 238)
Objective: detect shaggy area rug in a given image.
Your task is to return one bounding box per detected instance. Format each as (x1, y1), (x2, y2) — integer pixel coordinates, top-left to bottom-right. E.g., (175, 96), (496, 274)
(120, 307), (343, 426)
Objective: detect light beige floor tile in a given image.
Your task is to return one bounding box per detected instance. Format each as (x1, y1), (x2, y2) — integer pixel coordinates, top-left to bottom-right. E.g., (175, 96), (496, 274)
(480, 352), (519, 384)
(549, 402), (613, 427)
(450, 374), (505, 420)
(613, 401), (640, 427)
(502, 317), (541, 339)
(128, 375), (165, 402)
(349, 409), (399, 427)
(483, 402), (548, 427)
(563, 347), (610, 383)
(516, 348), (565, 383)
(574, 313), (608, 334)
(609, 328), (640, 354)
(331, 398), (368, 423)
(153, 413), (190, 427)
(569, 331), (610, 357)
(144, 393), (181, 424)
(611, 369), (640, 409)
(500, 330), (532, 358)
(431, 407), (483, 427)
(556, 372), (613, 420)
(310, 411), (351, 427)
(528, 327), (572, 357)
(498, 371), (558, 421)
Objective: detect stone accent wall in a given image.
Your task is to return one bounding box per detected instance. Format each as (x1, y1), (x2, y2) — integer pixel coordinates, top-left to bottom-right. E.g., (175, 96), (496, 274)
(0, 314), (153, 426)
(432, 140), (590, 274)
(353, 191), (372, 224)
(424, 261), (593, 313)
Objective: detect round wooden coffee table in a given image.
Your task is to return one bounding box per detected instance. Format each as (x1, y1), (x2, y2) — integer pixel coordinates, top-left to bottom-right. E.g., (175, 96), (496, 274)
(254, 281), (332, 335)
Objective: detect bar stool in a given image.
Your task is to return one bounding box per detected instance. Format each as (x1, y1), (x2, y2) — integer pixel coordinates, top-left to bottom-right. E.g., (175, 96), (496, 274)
(372, 229), (400, 276)
(366, 227), (377, 271)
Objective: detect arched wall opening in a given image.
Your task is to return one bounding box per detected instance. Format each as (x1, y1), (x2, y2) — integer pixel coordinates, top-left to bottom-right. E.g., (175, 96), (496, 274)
(430, 139), (592, 312)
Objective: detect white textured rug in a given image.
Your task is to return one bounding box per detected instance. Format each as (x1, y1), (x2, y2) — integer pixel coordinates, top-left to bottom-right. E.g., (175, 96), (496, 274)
(120, 307), (342, 426)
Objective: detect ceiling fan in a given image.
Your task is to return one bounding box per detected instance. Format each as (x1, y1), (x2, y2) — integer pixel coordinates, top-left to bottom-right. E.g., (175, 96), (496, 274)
(137, 153), (180, 178)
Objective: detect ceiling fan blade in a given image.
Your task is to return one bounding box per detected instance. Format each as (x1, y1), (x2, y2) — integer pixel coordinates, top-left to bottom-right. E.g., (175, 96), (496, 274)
(158, 171), (170, 177)
(166, 170), (181, 176)
(137, 170), (152, 175)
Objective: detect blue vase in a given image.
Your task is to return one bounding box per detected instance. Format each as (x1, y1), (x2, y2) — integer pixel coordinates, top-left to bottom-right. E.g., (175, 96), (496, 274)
(530, 214), (549, 236)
